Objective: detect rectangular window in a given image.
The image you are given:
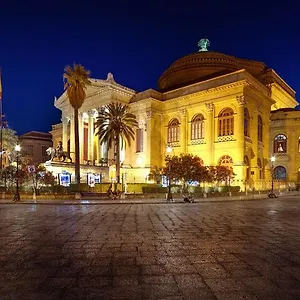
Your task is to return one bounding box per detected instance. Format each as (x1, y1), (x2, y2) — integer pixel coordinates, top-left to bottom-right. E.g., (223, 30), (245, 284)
(136, 128), (143, 152)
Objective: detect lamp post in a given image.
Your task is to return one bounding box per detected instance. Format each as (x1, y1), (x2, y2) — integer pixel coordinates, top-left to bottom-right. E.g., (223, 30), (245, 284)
(166, 145), (173, 202)
(14, 144), (21, 202)
(270, 156), (276, 192)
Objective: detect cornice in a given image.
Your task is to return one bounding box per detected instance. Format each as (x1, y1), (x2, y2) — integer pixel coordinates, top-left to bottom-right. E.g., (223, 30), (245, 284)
(270, 82), (298, 105)
(163, 80), (247, 106)
(129, 98), (163, 111)
(54, 76), (136, 110)
(130, 89), (163, 103)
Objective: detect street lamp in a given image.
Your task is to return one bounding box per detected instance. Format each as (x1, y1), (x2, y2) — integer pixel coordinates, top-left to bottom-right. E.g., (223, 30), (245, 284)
(13, 144), (21, 202)
(270, 156), (276, 193)
(166, 145), (173, 202)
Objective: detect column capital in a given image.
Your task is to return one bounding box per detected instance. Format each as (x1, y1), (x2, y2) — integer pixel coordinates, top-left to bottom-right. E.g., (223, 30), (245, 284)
(205, 102), (214, 112)
(61, 116), (70, 124)
(146, 109), (153, 119)
(179, 108), (187, 117)
(236, 95), (246, 106)
(88, 109), (98, 118)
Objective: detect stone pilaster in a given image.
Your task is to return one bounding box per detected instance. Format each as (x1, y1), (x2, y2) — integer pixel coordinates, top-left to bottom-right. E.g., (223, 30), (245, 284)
(205, 102), (214, 165)
(88, 110), (95, 164)
(78, 112), (84, 163)
(179, 108), (187, 153)
(235, 95), (246, 180)
(61, 116), (69, 151)
(146, 109), (153, 166)
(69, 115), (75, 161)
(251, 104), (258, 183)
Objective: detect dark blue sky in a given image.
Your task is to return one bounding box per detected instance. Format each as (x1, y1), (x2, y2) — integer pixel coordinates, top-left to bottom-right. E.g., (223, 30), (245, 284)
(1, 0), (299, 135)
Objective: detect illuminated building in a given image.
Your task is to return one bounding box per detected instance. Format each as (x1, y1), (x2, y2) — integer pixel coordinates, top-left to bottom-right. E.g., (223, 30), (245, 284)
(49, 42), (298, 190)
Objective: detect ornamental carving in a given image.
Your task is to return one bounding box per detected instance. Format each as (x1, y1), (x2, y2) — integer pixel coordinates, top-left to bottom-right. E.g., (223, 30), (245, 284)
(217, 135), (235, 142)
(138, 119), (145, 127)
(179, 108), (187, 116)
(236, 95), (246, 106)
(61, 116), (70, 124)
(205, 102), (214, 111)
(88, 109), (97, 118)
(146, 109), (153, 119)
(167, 142), (180, 148)
(190, 139), (206, 145)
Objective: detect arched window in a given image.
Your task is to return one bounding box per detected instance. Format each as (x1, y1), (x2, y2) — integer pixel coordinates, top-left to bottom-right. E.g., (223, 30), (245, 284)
(244, 156), (250, 180)
(168, 119), (179, 143)
(274, 134), (287, 153)
(218, 155), (233, 167)
(274, 166), (287, 180)
(244, 108), (250, 137)
(258, 115), (263, 142)
(257, 158), (262, 179)
(191, 114), (205, 140)
(218, 108), (234, 136)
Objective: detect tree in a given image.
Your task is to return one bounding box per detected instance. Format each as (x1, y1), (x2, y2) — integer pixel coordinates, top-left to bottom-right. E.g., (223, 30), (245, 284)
(0, 128), (19, 168)
(1, 128), (18, 152)
(63, 64), (91, 186)
(25, 164), (55, 194)
(95, 102), (138, 185)
(209, 165), (233, 185)
(163, 154), (206, 192)
(148, 165), (163, 184)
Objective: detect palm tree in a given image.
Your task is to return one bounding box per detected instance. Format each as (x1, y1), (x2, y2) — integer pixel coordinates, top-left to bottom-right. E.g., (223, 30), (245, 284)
(63, 64), (91, 185)
(95, 102), (138, 186)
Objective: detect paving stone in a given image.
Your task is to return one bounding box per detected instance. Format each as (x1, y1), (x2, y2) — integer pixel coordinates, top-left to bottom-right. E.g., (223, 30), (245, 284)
(1, 198), (300, 298)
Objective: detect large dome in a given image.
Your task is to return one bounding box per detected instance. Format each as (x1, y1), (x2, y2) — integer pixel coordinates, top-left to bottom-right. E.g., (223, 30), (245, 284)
(157, 51), (268, 92)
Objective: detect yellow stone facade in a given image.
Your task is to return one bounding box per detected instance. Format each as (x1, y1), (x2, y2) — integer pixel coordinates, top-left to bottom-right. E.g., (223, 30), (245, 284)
(50, 50), (298, 190)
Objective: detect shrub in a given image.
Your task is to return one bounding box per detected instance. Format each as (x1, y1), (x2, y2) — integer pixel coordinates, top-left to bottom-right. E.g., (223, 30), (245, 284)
(142, 185), (167, 193)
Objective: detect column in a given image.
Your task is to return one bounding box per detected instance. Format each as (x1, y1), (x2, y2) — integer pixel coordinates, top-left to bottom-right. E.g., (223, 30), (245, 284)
(205, 102), (214, 165)
(235, 95), (246, 180)
(146, 109), (153, 166)
(179, 108), (187, 153)
(61, 116), (69, 151)
(88, 110), (95, 164)
(251, 105), (258, 189)
(78, 112), (84, 163)
(69, 115), (75, 161)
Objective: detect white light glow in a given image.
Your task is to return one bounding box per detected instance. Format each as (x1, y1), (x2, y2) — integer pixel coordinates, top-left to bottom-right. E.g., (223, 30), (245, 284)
(166, 146), (172, 153)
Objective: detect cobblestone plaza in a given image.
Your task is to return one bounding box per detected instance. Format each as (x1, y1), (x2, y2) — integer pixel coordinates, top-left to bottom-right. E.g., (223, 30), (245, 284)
(1, 198), (300, 299)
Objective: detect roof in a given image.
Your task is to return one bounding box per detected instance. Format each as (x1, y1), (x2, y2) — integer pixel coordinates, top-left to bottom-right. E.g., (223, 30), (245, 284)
(19, 131), (52, 141)
(157, 51), (268, 92)
(271, 108), (298, 113)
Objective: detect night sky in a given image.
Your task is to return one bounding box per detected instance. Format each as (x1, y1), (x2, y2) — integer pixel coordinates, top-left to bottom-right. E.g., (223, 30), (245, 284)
(1, 1), (299, 135)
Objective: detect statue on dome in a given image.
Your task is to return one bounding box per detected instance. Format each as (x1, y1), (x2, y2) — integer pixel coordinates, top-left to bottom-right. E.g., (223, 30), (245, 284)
(198, 38), (210, 52)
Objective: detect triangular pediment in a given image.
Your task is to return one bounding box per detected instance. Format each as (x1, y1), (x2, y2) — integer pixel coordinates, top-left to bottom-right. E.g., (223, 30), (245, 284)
(54, 73), (136, 110)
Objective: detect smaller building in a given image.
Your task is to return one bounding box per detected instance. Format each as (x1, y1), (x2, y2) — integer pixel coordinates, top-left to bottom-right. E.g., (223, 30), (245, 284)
(19, 131), (53, 165)
(270, 108), (300, 189)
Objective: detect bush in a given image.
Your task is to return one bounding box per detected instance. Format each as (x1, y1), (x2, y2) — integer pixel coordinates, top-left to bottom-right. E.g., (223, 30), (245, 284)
(220, 185), (240, 193)
(142, 185), (167, 194)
